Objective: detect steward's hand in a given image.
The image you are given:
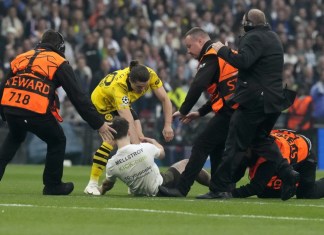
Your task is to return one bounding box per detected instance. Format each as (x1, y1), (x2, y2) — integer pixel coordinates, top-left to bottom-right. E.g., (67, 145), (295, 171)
(172, 111), (185, 121)
(181, 111), (200, 124)
(212, 41), (225, 53)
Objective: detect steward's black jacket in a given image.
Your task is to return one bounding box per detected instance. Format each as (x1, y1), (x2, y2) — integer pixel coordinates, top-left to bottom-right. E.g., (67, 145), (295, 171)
(179, 40), (219, 116)
(217, 25), (287, 113)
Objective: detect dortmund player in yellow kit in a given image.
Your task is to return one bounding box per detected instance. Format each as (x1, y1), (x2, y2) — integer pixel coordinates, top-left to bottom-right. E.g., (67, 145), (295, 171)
(84, 60), (174, 195)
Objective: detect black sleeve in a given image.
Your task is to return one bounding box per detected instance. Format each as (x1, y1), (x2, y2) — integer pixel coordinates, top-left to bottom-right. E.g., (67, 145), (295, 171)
(55, 62), (104, 130)
(179, 55), (219, 115)
(0, 70), (14, 121)
(198, 100), (212, 117)
(217, 34), (263, 69)
(232, 161), (276, 198)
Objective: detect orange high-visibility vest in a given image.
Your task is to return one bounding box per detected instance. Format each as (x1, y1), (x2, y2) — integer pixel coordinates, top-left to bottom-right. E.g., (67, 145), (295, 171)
(287, 96), (313, 130)
(1, 49), (65, 115)
(249, 129), (310, 189)
(199, 48), (238, 112)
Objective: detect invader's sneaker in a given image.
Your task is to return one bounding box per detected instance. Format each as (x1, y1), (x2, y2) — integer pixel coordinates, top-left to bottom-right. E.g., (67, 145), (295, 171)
(84, 183), (101, 196)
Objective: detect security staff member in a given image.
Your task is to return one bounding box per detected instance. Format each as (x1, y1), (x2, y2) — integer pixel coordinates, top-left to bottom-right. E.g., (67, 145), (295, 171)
(232, 129), (324, 199)
(159, 27), (238, 197)
(0, 29), (114, 195)
(202, 9), (299, 200)
(286, 86), (313, 136)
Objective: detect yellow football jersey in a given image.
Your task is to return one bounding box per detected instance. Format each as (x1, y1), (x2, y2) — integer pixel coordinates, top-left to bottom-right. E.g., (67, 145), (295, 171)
(91, 66), (162, 114)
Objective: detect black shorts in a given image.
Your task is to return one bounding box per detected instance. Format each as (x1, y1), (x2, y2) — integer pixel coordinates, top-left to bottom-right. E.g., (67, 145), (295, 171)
(101, 108), (139, 122)
(160, 167), (181, 188)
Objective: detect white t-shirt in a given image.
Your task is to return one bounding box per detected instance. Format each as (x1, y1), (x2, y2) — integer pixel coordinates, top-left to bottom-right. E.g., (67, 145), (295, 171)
(106, 143), (163, 196)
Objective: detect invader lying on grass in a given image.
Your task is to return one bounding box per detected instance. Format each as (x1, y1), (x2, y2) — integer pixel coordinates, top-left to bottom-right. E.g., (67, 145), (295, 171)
(99, 116), (210, 196)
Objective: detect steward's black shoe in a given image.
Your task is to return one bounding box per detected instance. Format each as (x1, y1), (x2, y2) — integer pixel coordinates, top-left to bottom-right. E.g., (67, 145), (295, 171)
(158, 186), (185, 197)
(43, 182), (74, 195)
(196, 191), (232, 199)
(281, 170), (300, 201)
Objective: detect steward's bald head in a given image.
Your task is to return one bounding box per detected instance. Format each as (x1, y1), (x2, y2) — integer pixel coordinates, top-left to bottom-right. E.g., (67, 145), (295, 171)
(245, 9), (266, 25)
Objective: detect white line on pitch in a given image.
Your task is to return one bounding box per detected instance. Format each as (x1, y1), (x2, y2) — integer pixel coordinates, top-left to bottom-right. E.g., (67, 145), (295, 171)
(1, 203), (323, 222)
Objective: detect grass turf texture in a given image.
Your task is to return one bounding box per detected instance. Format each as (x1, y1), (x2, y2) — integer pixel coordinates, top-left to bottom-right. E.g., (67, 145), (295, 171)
(0, 165), (324, 235)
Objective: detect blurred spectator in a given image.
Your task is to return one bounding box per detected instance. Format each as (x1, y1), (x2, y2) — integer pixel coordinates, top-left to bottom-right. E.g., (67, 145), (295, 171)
(200, 11), (217, 35)
(74, 55), (92, 94)
(70, 8), (87, 46)
(284, 45), (298, 65)
(88, 2), (107, 29)
(1, 6), (24, 39)
(151, 20), (167, 48)
(310, 70), (324, 124)
(48, 2), (62, 31)
(313, 35), (324, 58)
(304, 38), (316, 66)
(117, 36), (132, 68)
(106, 43), (121, 71)
(80, 32), (101, 75)
(111, 16), (127, 43)
(302, 65), (315, 87)
(315, 56), (324, 81)
(294, 55), (308, 84)
(160, 33), (177, 70)
(142, 43), (158, 71)
(98, 27), (120, 60)
(283, 64), (298, 90)
(33, 17), (51, 42)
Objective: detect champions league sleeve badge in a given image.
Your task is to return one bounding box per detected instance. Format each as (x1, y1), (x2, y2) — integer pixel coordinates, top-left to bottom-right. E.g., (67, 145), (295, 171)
(122, 96), (130, 105)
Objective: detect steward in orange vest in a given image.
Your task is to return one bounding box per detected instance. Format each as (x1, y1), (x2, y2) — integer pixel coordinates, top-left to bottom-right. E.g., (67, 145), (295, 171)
(232, 129), (324, 199)
(158, 27), (239, 198)
(0, 30), (111, 195)
(1, 44), (65, 120)
(286, 86), (313, 132)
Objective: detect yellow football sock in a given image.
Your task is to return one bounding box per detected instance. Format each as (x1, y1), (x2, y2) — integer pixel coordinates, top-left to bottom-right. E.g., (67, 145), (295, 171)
(90, 142), (114, 182)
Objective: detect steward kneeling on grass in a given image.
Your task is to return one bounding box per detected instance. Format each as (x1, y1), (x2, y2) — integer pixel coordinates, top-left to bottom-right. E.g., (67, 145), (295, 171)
(99, 116), (210, 196)
(232, 129), (324, 199)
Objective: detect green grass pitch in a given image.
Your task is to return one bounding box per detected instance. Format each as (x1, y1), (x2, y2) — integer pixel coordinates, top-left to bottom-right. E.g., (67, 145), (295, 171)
(0, 164), (324, 235)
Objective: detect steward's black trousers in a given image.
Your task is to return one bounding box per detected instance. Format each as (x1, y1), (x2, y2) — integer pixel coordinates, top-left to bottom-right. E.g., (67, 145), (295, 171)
(0, 112), (66, 186)
(177, 109), (233, 195)
(210, 100), (292, 193)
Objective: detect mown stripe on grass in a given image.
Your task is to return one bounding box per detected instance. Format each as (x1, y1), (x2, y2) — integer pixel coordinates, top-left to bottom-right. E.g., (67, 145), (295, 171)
(1, 203), (323, 222)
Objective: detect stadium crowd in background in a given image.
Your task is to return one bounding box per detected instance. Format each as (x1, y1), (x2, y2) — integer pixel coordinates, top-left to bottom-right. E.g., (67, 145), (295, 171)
(0, 0), (323, 164)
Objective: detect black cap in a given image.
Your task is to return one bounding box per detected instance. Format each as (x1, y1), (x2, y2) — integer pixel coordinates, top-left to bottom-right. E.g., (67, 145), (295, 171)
(41, 29), (65, 53)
